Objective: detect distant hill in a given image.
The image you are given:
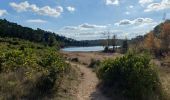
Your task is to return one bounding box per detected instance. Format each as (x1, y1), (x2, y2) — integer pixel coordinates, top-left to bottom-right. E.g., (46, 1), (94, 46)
(80, 39), (124, 46)
(0, 19), (84, 47)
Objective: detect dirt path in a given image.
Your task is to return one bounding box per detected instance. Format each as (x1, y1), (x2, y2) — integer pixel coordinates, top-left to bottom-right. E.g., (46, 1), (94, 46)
(69, 62), (110, 100)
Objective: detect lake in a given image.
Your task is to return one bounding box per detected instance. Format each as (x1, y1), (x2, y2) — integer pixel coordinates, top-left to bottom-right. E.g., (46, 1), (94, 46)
(61, 46), (120, 52)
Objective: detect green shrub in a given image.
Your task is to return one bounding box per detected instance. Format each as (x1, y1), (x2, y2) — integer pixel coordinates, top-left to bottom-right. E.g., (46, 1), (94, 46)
(104, 46), (109, 52)
(0, 41), (69, 99)
(38, 51), (68, 82)
(97, 52), (162, 100)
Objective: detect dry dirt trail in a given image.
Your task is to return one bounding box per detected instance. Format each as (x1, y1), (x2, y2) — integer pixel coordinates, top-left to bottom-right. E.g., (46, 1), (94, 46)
(68, 62), (111, 100)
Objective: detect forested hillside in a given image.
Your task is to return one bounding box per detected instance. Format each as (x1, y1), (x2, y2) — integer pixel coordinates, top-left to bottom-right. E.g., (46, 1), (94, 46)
(130, 20), (170, 55)
(0, 19), (85, 47)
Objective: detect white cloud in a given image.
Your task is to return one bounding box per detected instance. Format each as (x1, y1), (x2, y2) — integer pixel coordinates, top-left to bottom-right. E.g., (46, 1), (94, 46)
(115, 18), (154, 26)
(26, 19), (47, 23)
(56, 6), (63, 13)
(66, 6), (75, 12)
(79, 23), (107, 29)
(58, 29), (123, 40)
(59, 20), (158, 40)
(59, 23), (113, 40)
(129, 5), (134, 8)
(106, 0), (120, 5)
(139, 0), (153, 5)
(62, 23), (107, 31)
(9, 1), (63, 17)
(125, 11), (130, 15)
(115, 19), (132, 26)
(62, 26), (78, 30)
(144, 0), (170, 12)
(9, 1), (30, 12)
(0, 9), (8, 16)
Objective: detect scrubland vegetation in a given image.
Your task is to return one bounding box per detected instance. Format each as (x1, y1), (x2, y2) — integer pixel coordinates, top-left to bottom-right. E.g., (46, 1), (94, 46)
(0, 18), (170, 100)
(0, 19), (82, 100)
(62, 20), (170, 100)
(0, 37), (72, 100)
(95, 20), (170, 100)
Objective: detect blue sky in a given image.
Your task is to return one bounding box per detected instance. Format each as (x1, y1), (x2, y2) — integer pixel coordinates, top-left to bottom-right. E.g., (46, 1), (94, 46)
(0, 0), (170, 40)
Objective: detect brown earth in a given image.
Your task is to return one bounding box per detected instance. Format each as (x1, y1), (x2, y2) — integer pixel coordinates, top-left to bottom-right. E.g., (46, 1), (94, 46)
(68, 62), (111, 100)
(61, 51), (121, 100)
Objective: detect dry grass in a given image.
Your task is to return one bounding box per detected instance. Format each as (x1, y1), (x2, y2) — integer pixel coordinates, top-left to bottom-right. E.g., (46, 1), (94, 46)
(0, 70), (44, 100)
(61, 51), (122, 66)
(158, 67), (170, 100)
(0, 65), (80, 100)
(54, 63), (81, 100)
(158, 55), (170, 100)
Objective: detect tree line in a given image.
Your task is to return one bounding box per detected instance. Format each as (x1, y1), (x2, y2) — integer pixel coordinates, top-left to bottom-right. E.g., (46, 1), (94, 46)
(0, 19), (85, 47)
(130, 20), (170, 57)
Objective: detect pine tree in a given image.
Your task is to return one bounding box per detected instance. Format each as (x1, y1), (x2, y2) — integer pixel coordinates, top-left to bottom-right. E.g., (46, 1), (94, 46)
(112, 35), (116, 52)
(122, 38), (128, 53)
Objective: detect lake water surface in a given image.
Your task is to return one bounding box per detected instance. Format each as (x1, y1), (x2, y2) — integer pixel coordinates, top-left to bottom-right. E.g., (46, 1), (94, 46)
(61, 46), (120, 52)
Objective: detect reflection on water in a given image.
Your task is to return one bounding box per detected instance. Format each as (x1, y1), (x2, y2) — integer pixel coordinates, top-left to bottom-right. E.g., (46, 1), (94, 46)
(61, 46), (120, 52)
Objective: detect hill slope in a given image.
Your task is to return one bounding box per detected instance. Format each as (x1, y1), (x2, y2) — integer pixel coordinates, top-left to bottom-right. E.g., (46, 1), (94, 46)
(0, 19), (83, 47)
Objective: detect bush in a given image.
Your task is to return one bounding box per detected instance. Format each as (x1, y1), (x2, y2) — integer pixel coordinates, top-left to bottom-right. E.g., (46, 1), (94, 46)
(70, 57), (79, 62)
(97, 52), (162, 100)
(88, 58), (100, 68)
(0, 43), (68, 99)
(121, 39), (128, 54)
(104, 46), (109, 52)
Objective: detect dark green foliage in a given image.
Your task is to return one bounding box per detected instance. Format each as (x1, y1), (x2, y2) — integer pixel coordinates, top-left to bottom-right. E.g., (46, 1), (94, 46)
(130, 35), (145, 45)
(0, 19), (83, 47)
(0, 38), (69, 100)
(88, 58), (100, 68)
(121, 39), (128, 53)
(103, 46), (109, 52)
(112, 35), (117, 52)
(97, 52), (162, 100)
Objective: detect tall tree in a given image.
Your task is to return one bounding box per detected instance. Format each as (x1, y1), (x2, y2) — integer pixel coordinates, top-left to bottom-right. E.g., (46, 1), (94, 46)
(102, 31), (111, 52)
(122, 38), (128, 53)
(112, 35), (116, 52)
(145, 32), (161, 55)
(161, 23), (170, 51)
(145, 32), (155, 51)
